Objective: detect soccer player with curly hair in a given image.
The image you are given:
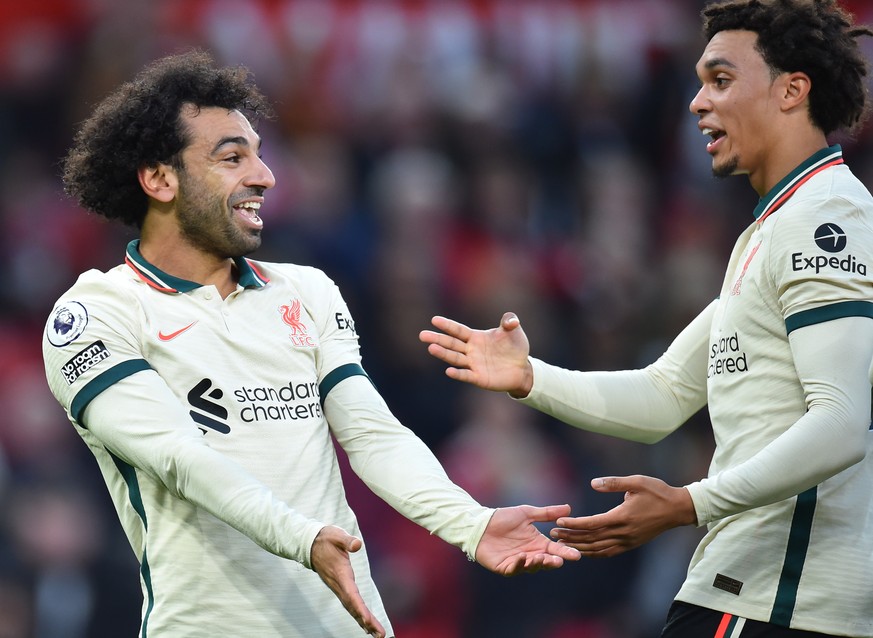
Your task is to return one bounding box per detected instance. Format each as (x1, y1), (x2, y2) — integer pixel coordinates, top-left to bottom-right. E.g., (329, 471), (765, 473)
(45, 49), (581, 638)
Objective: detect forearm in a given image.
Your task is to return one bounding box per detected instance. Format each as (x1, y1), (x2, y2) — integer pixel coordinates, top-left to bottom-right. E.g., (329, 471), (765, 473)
(325, 377), (493, 558)
(687, 317), (873, 525)
(83, 374), (325, 567)
(518, 301), (714, 443)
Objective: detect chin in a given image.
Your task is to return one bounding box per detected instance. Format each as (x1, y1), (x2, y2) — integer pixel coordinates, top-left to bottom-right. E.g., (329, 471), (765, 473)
(712, 156), (740, 179)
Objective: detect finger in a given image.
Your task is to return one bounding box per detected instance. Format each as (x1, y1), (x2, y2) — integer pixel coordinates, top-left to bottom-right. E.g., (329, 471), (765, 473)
(590, 475), (639, 493)
(418, 330), (468, 352)
(578, 544), (628, 559)
(546, 539), (582, 561)
(555, 512), (617, 530)
(550, 534), (630, 555)
(520, 503), (573, 522)
(526, 553), (567, 571)
(346, 591), (386, 637)
(550, 527), (619, 544)
(426, 342), (469, 368)
(498, 552), (530, 576)
(430, 315), (472, 340)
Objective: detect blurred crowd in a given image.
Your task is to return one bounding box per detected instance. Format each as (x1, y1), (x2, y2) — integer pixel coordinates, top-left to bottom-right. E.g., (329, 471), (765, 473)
(3, 1), (873, 637)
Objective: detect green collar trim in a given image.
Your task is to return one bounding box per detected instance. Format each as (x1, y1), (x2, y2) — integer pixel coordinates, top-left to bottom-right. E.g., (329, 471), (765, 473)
(752, 145), (843, 223)
(124, 240), (269, 294)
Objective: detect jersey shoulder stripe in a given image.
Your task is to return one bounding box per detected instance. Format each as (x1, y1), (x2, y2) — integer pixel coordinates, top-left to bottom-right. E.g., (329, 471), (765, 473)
(71, 359), (151, 423)
(785, 300), (873, 334)
(318, 363), (370, 407)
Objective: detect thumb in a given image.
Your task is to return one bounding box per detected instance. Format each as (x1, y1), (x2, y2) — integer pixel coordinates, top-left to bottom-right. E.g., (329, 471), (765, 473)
(501, 312), (520, 331)
(345, 536), (363, 553)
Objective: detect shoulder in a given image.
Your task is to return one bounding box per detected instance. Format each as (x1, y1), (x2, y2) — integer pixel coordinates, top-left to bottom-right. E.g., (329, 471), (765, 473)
(44, 265), (142, 347)
(770, 167), (873, 242)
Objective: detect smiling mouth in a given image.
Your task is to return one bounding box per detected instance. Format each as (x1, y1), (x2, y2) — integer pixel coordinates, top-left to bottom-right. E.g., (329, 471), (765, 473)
(233, 201), (263, 228)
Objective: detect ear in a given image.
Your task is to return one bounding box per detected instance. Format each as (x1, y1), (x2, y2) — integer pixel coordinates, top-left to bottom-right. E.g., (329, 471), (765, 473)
(137, 163), (178, 203)
(780, 71), (812, 112)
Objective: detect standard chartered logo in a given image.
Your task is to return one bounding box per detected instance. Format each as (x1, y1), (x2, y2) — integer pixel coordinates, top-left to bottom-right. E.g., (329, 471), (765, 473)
(708, 331), (749, 378)
(234, 380), (323, 423)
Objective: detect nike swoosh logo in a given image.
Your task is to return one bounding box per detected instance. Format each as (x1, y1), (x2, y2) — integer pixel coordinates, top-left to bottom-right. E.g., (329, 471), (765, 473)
(158, 321), (198, 341)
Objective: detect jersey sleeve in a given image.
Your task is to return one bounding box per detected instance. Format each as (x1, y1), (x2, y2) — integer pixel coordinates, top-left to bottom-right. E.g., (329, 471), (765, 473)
(294, 268), (495, 557)
(323, 375), (494, 560)
(686, 316), (873, 525)
(516, 300), (713, 443)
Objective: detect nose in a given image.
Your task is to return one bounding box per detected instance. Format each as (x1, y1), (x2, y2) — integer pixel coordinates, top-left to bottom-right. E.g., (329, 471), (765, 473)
(249, 155), (276, 190)
(689, 85), (710, 115)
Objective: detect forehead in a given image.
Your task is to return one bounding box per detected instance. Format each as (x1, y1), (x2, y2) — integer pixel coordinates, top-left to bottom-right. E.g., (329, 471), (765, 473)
(180, 105), (259, 150)
(696, 29), (767, 77)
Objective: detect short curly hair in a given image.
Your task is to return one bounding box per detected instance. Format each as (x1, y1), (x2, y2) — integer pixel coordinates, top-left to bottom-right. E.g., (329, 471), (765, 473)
(62, 50), (273, 227)
(702, 0), (873, 136)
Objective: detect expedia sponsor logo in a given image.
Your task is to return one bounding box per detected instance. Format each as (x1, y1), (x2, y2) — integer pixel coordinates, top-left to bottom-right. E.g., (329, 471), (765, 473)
(791, 252), (867, 275)
(335, 312), (356, 334)
(708, 332), (748, 378)
(791, 223), (867, 275)
(814, 223), (847, 252)
(61, 340), (110, 384)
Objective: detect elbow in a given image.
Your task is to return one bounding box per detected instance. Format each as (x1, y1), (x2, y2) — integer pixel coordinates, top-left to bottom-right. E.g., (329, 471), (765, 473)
(629, 422), (682, 445)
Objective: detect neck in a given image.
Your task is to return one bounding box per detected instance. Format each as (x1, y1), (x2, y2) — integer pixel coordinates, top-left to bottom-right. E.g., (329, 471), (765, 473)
(139, 222), (239, 299)
(749, 125), (829, 196)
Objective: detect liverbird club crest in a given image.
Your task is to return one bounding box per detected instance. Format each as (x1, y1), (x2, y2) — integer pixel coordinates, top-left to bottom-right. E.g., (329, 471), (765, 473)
(278, 300), (316, 347)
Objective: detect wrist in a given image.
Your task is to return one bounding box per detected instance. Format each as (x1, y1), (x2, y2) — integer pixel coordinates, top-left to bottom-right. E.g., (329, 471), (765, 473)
(509, 359), (534, 398)
(678, 487), (699, 526)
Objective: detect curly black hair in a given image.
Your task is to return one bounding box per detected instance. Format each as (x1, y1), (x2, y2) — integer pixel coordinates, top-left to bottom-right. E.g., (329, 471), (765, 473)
(702, 0), (873, 136)
(62, 49), (273, 227)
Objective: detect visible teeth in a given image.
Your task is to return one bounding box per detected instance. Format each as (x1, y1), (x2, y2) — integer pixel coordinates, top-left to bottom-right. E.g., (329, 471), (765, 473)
(702, 128), (714, 136)
(237, 201), (261, 210)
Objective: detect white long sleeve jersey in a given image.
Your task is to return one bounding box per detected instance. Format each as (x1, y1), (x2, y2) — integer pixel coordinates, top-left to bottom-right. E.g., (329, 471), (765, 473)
(42, 241), (493, 638)
(521, 146), (873, 637)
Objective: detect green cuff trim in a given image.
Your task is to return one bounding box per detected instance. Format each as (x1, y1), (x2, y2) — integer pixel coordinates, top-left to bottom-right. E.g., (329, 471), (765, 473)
(785, 301), (873, 334)
(71, 359), (151, 424)
(319, 363), (371, 407)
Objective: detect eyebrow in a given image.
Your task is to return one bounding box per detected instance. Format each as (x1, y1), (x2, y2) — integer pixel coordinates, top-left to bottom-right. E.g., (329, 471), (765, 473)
(704, 57), (737, 71)
(211, 136), (262, 155)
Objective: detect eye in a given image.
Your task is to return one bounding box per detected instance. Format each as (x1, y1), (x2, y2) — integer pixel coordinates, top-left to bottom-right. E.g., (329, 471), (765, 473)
(223, 154), (241, 164)
(714, 76), (730, 89)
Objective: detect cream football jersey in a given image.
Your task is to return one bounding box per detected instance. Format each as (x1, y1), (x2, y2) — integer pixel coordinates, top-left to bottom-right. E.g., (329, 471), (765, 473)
(43, 240), (492, 637)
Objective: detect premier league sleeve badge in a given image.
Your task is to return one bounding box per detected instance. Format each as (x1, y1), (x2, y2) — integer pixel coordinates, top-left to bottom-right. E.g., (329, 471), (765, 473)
(47, 301), (89, 347)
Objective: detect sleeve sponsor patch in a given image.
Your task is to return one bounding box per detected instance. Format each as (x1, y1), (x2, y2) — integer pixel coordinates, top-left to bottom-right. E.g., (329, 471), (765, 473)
(61, 340), (111, 385)
(47, 301), (89, 347)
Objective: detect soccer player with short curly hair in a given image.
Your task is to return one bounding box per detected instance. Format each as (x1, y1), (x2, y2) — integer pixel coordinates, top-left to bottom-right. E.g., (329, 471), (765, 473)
(422, 2), (873, 636)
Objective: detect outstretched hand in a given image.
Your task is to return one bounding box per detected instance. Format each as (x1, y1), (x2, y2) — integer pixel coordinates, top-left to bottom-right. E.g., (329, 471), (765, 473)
(476, 504), (581, 575)
(310, 526), (386, 637)
(549, 476), (698, 557)
(419, 313), (534, 398)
